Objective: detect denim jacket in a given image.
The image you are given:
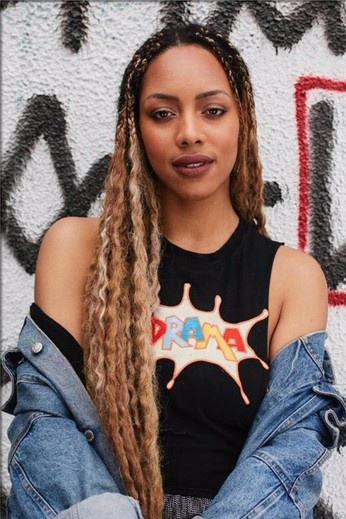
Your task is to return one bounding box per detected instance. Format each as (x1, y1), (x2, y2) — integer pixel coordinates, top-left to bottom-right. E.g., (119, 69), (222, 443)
(2, 315), (346, 519)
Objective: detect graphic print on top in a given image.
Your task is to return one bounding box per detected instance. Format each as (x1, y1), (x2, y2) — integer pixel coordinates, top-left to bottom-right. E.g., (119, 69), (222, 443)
(152, 283), (268, 404)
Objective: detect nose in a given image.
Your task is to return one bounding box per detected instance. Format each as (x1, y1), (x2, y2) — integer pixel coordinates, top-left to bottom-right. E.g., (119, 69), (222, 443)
(176, 112), (203, 147)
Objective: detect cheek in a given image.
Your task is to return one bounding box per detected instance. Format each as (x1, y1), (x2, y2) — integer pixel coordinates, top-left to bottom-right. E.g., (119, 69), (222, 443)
(139, 135), (160, 173)
(214, 117), (239, 147)
(219, 131), (239, 162)
(141, 128), (168, 166)
(140, 121), (154, 147)
(228, 122), (240, 154)
(143, 141), (161, 167)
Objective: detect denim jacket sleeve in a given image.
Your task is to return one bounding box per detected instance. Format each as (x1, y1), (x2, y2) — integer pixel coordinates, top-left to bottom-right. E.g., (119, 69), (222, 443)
(3, 320), (346, 519)
(1, 316), (141, 519)
(200, 331), (346, 519)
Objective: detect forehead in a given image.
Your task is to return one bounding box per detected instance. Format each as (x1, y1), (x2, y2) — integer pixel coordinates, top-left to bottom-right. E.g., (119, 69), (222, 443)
(140, 44), (232, 98)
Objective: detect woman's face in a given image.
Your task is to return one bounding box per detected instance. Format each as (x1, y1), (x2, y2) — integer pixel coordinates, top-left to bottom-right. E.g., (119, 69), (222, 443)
(139, 44), (239, 204)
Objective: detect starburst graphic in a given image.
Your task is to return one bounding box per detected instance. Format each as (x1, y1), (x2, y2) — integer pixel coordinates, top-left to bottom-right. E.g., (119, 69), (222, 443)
(152, 283), (269, 404)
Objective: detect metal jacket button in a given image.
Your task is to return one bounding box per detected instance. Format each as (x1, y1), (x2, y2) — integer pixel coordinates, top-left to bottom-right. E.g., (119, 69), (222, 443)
(31, 342), (43, 354)
(84, 429), (95, 442)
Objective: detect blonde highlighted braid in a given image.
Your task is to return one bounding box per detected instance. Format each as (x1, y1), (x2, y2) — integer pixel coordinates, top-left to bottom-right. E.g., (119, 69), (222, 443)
(83, 24), (267, 519)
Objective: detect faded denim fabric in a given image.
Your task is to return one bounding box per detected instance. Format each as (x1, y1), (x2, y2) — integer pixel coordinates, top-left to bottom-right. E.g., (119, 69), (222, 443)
(55, 494), (144, 519)
(197, 331), (346, 519)
(2, 316), (133, 519)
(2, 317), (346, 519)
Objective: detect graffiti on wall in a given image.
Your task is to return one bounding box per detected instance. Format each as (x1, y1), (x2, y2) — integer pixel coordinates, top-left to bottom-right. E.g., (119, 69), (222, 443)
(0, 92), (282, 275)
(1, 1), (345, 295)
(295, 77), (346, 305)
(1, 2), (345, 519)
(1, 95), (110, 274)
(161, 0), (346, 55)
(2, 1), (345, 54)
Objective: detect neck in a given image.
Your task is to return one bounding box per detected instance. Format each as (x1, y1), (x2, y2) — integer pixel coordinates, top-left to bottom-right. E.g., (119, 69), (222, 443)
(161, 193), (239, 253)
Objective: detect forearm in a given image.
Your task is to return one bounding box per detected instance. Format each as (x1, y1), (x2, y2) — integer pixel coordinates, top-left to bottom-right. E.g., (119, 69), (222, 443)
(55, 493), (144, 519)
(198, 335), (346, 519)
(198, 457), (308, 519)
(2, 315), (135, 518)
(6, 415), (122, 518)
(200, 419), (325, 519)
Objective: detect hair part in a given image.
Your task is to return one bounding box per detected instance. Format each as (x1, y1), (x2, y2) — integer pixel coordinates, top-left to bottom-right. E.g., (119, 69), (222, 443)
(83, 23), (267, 519)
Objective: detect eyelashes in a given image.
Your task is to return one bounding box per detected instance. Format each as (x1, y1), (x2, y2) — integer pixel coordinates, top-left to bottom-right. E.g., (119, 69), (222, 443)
(204, 107), (227, 117)
(151, 109), (174, 120)
(150, 107), (228, 120)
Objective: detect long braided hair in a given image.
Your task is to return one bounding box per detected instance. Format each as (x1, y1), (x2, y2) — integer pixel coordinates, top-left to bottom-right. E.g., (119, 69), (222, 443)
(83, 23), (267, 519)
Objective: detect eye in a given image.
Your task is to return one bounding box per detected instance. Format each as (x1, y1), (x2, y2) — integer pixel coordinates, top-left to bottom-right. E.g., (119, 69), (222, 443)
(204, 107), (226, 117)
(151, 109), (175, 120)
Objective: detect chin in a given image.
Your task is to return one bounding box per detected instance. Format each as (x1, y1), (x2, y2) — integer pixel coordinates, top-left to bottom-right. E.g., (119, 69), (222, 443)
(174, 189), (218, 203)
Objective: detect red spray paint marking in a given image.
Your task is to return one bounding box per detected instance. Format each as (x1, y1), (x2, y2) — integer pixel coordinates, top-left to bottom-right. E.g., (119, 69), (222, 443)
(295, 77), (346, 306)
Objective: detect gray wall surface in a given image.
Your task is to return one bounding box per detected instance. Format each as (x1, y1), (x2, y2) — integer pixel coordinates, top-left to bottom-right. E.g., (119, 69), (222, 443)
(2, 2), (345, 517)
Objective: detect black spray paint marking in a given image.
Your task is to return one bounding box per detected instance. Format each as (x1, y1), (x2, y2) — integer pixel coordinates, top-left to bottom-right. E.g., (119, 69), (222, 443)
(59, 1), (90, 53)
(338, 423), (346, 451)
(160, 0), (192, 28)
(263, 181), (283, 208)
(1, 366), (10, 387)
(160, 1), (346, 56)
(1, 95), (110, 275)
(1, 0), (90, 53)
(2, 1), (345, 55)
(0, 0), (19, 10)
(206, 1), (243, 36)
(309, 100), (346, 290)
(313, 499), (337, 519)
(1, 485), (9, 517)
(247, 1), (346, 55)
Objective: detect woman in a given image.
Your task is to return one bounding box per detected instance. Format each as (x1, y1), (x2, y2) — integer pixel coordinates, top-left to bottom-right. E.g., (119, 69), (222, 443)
(3, 23), (345, 519)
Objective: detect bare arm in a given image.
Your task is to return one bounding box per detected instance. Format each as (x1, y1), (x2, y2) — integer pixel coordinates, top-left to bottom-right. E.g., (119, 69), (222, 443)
(34, 216), (99, 344)
(269, 246), (328, 359)
(2, 216), (142, 518)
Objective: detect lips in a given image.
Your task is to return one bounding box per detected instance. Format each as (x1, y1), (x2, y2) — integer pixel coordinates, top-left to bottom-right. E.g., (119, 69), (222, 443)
(172, 154), (214, 177)
(172, 154), (214, 168)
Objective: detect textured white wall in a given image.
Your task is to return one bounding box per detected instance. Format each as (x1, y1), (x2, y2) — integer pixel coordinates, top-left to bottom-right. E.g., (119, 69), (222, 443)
(1, 1), (345, 517)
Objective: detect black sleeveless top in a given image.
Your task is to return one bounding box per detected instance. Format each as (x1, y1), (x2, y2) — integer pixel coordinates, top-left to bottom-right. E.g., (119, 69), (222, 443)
(30, 217), (281, 499)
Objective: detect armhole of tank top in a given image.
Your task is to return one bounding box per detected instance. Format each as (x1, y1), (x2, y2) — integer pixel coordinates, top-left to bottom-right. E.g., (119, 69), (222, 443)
(266, 241), (285, 360)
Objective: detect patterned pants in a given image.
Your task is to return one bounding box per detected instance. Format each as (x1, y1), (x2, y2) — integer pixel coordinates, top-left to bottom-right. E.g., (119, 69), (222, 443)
(164, 494), (212, 519)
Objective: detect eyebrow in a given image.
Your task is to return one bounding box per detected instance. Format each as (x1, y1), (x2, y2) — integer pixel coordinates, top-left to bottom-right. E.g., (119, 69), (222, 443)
(196, 89), (232, 100)
(143, 89), (231, 103)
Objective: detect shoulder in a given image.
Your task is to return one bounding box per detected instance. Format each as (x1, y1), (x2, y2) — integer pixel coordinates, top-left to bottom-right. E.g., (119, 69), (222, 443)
(35, 216), (100, 273)
(39, 215), (99, 246)
(34, 216), (100, 344)
(273, 245), (327, 294)
(269, 245), (328, 358)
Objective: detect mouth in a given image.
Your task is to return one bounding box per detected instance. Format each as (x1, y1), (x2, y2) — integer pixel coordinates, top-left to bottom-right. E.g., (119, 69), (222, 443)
(184, 162), (206, 169)
(172, 155), (214, 177)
